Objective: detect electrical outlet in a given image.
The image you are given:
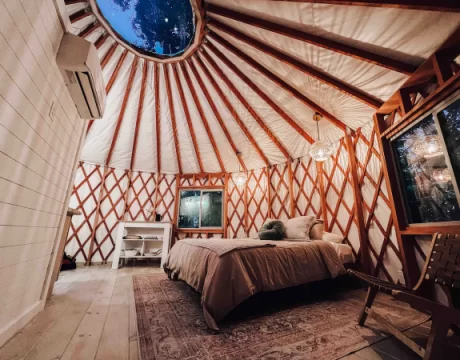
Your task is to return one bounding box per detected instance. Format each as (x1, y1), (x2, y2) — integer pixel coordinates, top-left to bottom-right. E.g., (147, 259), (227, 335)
(397, 270), (406, 285)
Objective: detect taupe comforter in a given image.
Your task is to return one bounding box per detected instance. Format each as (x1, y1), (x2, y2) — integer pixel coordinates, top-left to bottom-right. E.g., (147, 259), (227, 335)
(163, 238), (346, 330)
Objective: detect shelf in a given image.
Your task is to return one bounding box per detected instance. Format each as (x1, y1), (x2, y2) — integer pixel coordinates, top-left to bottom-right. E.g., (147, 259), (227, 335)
(120, 255), (162, 259)
(122, 238), (163, 241)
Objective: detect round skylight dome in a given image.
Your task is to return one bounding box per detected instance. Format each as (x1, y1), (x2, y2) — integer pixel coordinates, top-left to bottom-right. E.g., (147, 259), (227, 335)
(94, 0), (197, 59)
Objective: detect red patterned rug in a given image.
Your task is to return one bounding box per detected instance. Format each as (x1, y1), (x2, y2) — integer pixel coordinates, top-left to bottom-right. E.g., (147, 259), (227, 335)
(133, 274), (428, 360)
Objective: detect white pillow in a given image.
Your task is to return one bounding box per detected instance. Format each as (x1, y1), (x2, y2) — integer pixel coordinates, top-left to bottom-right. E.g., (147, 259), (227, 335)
(322, 232), (343, 244)
(284, 216), (316, 239)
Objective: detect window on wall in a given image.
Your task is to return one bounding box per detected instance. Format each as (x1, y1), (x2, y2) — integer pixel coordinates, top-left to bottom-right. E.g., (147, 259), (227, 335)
(391, 95), (460, 224)
(178, 190), (223, 228)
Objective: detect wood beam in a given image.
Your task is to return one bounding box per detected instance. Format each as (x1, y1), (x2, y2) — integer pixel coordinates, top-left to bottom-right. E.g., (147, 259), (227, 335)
(172, 65), (204, 173)
(130, 60), (148, 170)
(287, 162), (295, 218)
(208, 32), (348, 131)
(208, 19), (383, 109)
(266, 167), (272, 217)
(204, 42), (314, 143)
(69, 7), (92, 24)
(86, 49), (127, 135)
(165, 65), (183, 174)
(78, 21), (101, 38)
(345, 131), (370, 274)
(94, 32), (109, 49)
(86, 47), (128, 134)
(64, 0), (86, 4)
(196, 50), (270, 168)
(190, 56), (248, 172)
(154, 64), (161, 173)
(101, 42), (117, 69)
(206, 4), (416, 74)
(105, 50), (127, 94)
(373, 113), (419, 287)
(86, 166), (108, 266)
(106, 57), (139, 165)
(181, 62), (226, 172)
(317, 161), (328, 231)
(198, 45), (293, 161)
(263, 0), (460, 12)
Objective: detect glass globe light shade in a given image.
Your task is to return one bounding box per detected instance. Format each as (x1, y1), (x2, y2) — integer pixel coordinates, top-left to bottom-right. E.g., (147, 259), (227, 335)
(309, 140), (333, 161)
(412, 135), (443, 159)
(234, 173), (247, 186)
(432, 168), (451, 183)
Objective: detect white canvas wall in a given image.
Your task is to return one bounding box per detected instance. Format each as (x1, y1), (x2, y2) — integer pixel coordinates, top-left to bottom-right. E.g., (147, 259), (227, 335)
(0, 0), (85, 347)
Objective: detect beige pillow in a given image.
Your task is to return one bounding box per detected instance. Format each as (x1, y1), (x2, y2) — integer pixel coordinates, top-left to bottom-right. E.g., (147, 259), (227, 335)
(322, 232), (343, 244)
(284, 216), (316, 239)
(310, 222), (325, 240)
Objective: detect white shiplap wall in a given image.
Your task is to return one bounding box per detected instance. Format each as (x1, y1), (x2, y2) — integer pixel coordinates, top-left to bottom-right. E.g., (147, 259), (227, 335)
(0, 0), (85, 346)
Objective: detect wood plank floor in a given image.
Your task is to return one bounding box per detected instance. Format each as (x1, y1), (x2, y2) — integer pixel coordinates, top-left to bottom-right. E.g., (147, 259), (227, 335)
(0, 264), (458, 360)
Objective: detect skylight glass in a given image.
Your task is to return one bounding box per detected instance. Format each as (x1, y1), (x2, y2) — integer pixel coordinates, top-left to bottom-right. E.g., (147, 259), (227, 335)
(96, 0), (196, 58)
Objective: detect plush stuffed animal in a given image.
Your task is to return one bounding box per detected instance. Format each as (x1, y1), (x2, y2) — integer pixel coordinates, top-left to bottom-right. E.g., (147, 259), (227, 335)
(258, 220), (286, 240)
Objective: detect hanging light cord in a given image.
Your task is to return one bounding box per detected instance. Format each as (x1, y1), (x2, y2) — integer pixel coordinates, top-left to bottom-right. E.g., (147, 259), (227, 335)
(316, 119), (321, 142)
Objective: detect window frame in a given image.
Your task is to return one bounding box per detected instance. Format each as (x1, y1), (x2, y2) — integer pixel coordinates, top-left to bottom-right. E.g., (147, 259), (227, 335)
(389, 89), (460, 228)
(176, 187), (224, 230)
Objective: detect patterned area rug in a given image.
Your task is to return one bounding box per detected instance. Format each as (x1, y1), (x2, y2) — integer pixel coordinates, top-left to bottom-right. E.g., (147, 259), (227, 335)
(133, 274), (429, 360)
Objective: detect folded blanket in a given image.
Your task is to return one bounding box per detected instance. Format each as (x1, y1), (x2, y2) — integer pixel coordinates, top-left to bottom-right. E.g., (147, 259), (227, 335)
(180, 238), (276, 256)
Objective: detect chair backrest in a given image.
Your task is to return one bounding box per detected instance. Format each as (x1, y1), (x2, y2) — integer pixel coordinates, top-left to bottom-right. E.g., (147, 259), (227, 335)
(417, 233), (460, 290)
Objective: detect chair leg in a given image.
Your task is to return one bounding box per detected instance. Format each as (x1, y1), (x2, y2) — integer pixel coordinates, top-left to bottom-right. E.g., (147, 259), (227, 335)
(358, 286), (378, 326)
(450, 324), (460, 336)
(424, 317), (450, 360)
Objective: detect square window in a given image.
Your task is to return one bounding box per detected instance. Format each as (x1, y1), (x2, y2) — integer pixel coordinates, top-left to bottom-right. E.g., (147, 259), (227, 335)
(178, 190), (223, 228)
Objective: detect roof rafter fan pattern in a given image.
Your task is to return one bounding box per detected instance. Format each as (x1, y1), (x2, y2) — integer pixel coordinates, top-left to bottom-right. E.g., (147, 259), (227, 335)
(68, 0), (460, 174)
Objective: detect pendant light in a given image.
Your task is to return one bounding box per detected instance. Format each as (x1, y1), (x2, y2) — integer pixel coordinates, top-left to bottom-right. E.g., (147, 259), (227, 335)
(309, 113), (332, 162)
(412, 135), (443, 159)
(234, 152), (247, 186)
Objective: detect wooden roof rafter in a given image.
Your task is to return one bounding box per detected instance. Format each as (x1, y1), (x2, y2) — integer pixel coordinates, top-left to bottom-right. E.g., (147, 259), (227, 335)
(165, 64), (183, 174)
(263, 0), (460, 12)
(172, 64), (204, 173)
(106, 57), (139, 166)
(64, 0), (87, 4)
(86, 48), (128, 135)
(195, 51), (271, 168)
(78, 21), (101, 38)
(194, 44), (293, 161)
(206, 4), (417, 75)
(130, 60), (148, 170)
(154, 63), (161, 173)
(208, 32), (348, 132)
(181, 62), (227, 172)
(208, 18), (384, 109)
(69, 6), (93, 24)
(94, 32), (109, 49)
(101, 42), (117, 69)
(188, 56), (248, 172)
(203, 41), (314, 143)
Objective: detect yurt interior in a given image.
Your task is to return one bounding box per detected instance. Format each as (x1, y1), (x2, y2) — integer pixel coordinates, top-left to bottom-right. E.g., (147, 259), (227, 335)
(2, 1), (460, 359)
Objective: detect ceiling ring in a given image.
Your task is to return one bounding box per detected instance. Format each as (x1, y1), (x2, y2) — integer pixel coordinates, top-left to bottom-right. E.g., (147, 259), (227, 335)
(88, 0), (204, 63)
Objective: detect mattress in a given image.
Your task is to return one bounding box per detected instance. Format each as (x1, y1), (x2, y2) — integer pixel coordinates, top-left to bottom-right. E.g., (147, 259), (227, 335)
(280, 239), (354, 265)
(164, 238), (347, 329)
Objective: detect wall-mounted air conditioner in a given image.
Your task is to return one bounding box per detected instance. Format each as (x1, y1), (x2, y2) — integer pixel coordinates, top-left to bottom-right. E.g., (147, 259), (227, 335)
(57, 33), (106, 120)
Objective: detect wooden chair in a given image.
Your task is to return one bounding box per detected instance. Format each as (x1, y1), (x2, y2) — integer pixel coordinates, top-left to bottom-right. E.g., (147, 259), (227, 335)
(348, 233), (460, 360)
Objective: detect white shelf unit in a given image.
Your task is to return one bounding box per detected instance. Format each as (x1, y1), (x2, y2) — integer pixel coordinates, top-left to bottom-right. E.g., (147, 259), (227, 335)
(112, 221), (172, 269)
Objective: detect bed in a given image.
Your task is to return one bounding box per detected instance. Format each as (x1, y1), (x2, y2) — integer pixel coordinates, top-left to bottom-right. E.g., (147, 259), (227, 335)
(163, 237), (354, 329)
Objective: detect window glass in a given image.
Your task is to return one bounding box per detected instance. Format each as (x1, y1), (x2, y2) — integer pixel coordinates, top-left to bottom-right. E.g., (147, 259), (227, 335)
(437, 98), (460, 191)
(96, 0), (195, 57)
(178, 190), (200, 228)
(392, 115), (460, 223)
(201, 191), (223, 227)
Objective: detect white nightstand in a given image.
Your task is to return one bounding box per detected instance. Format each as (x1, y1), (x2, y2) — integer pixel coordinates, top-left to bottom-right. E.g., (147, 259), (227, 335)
(112, 221), (172, 269)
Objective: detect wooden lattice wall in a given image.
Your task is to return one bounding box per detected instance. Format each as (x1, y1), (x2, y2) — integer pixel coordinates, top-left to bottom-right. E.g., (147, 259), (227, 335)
(66, 124), (405, 283)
